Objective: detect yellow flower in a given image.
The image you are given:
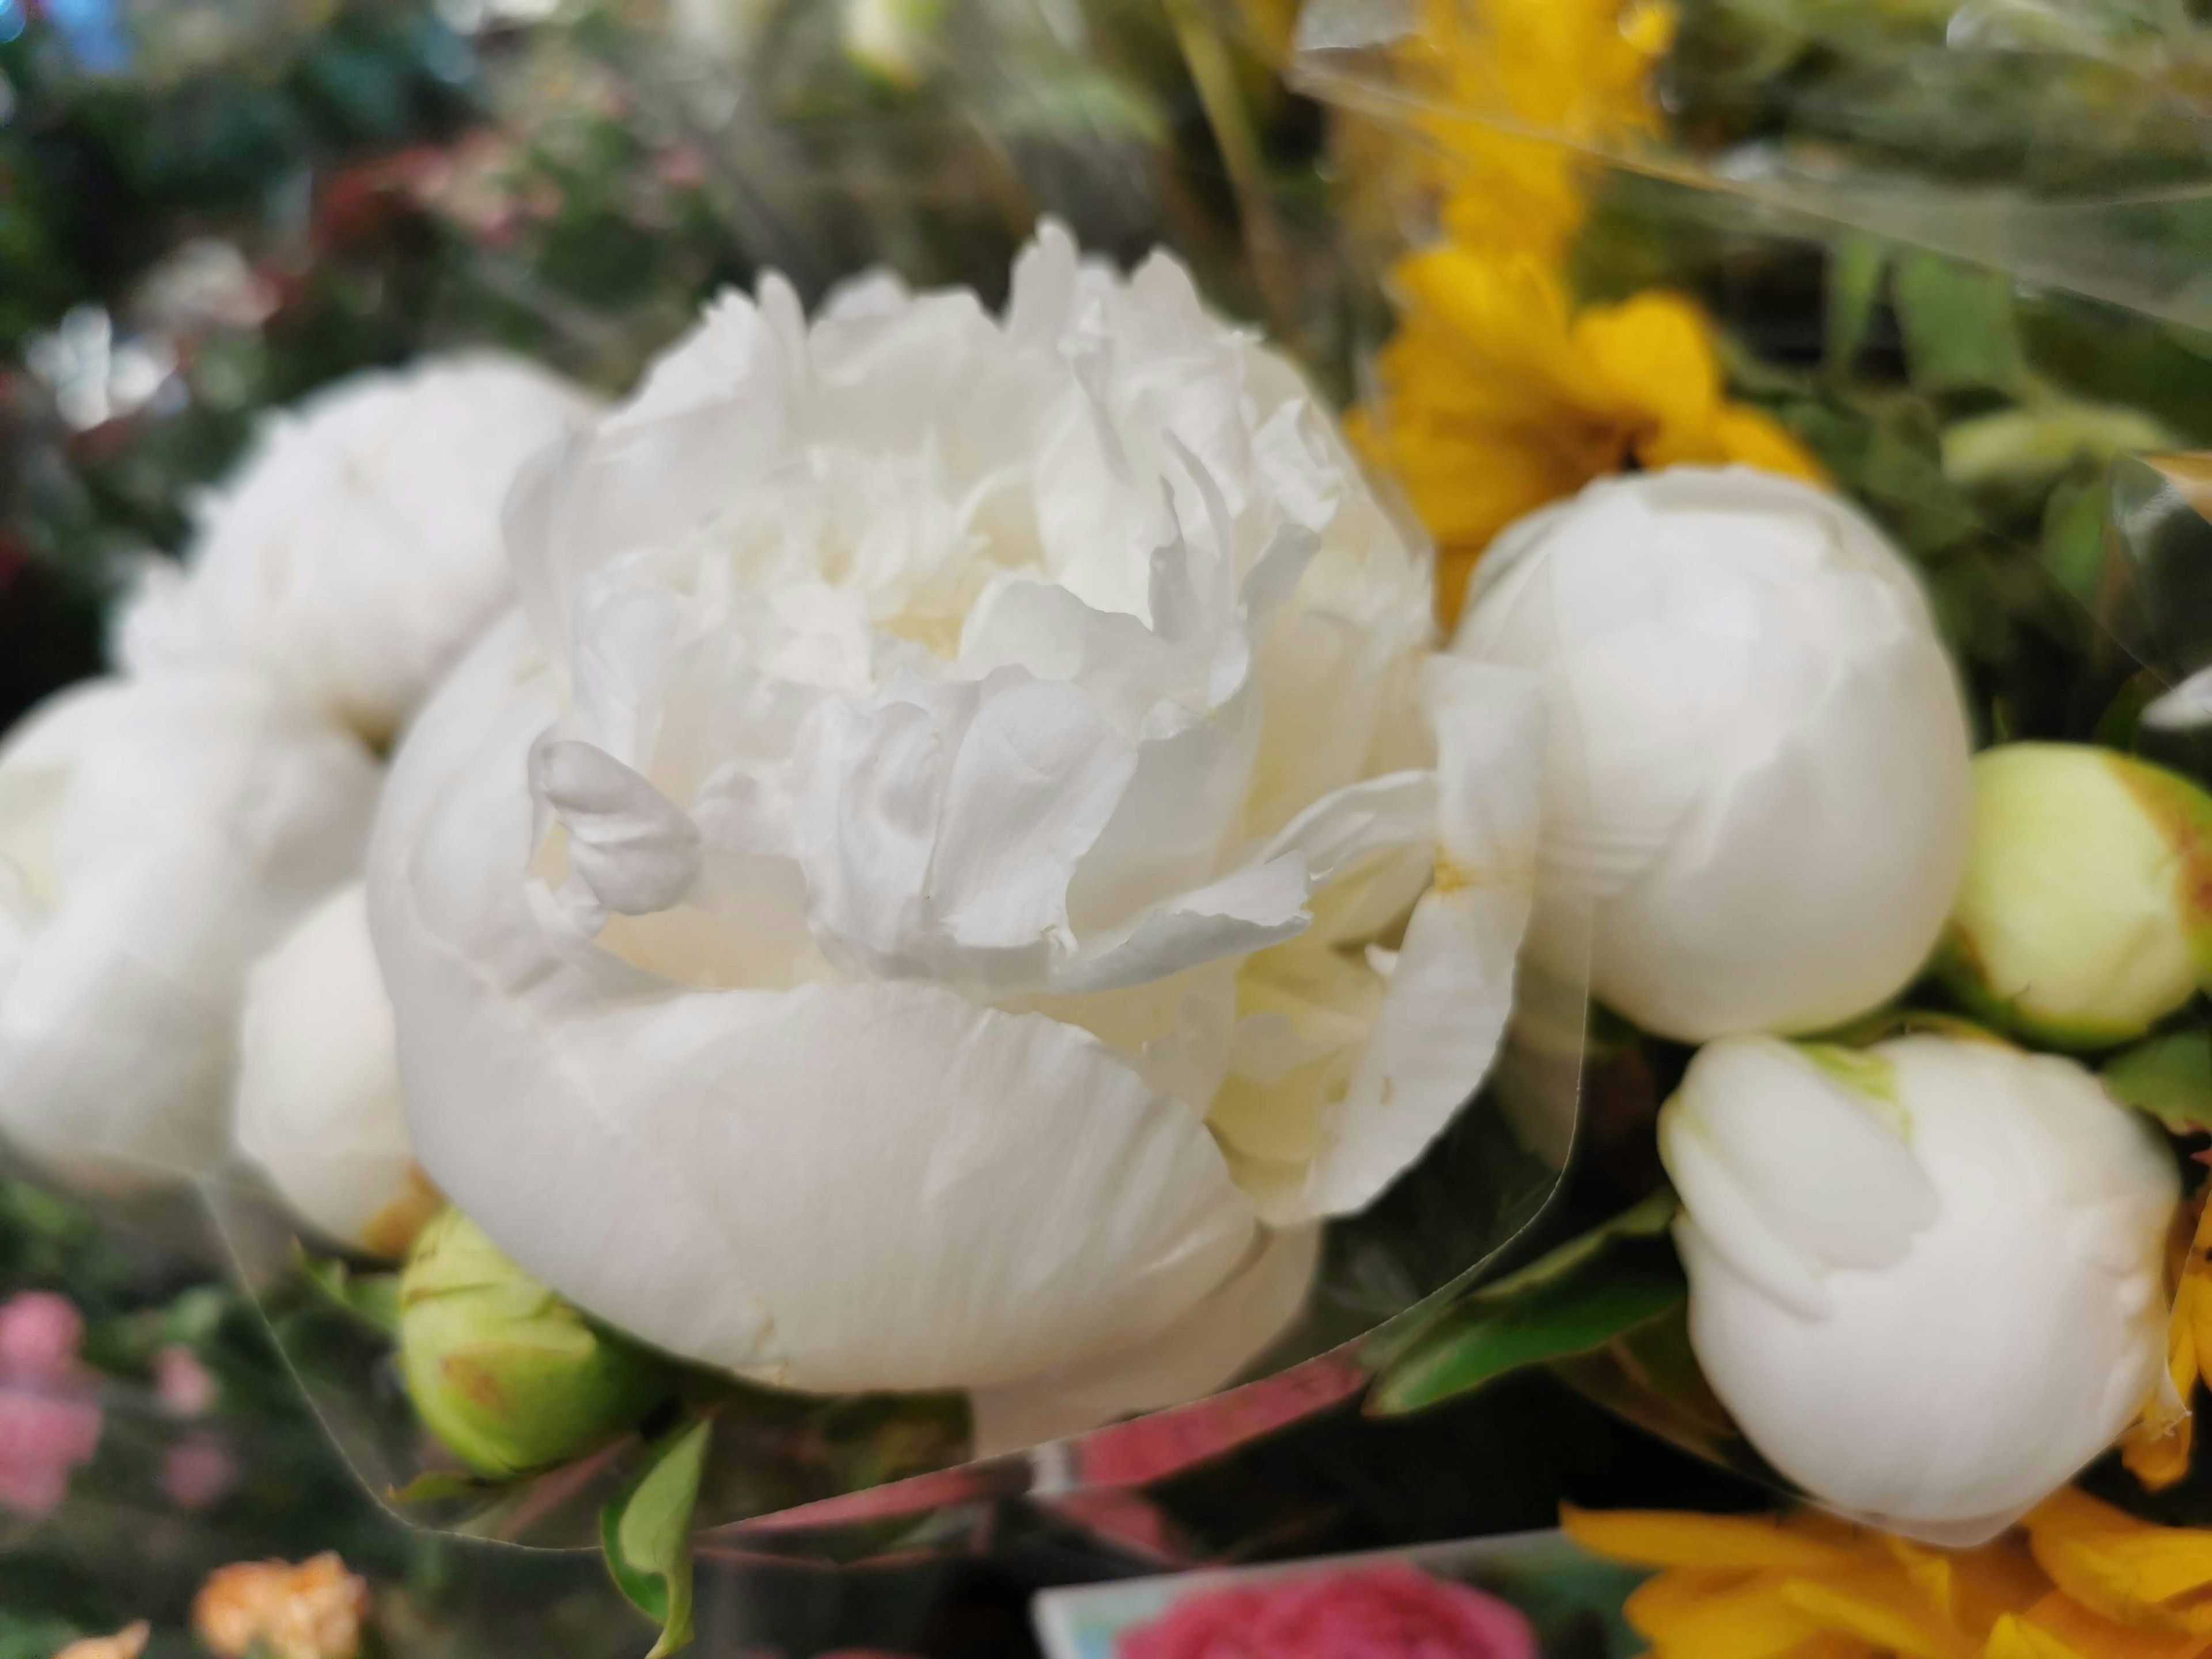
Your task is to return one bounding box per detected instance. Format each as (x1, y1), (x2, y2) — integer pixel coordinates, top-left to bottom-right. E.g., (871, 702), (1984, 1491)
(2024, 1489), (2212, 1641)
(1567, 1498), (2212, 1659)
(2125, 1190), (2211, 1491)
(1397, 0), (1676, 264)
(1353, 248), (1825, 626)
(194, 1553), (373, 1659)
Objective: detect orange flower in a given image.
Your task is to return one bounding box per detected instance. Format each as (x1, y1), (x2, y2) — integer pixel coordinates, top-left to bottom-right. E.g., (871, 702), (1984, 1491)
(1353, 248), (1825, 625)
(194, 1552), (373, 1659)
(55, 1626), (149, 1659)
(1567, 1496), (2212, 1659)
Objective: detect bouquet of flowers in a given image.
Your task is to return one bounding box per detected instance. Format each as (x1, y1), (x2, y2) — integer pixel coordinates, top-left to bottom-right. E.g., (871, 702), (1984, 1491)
(22, 0), (2212, 1653)
(1274, 0), (2212, 1652)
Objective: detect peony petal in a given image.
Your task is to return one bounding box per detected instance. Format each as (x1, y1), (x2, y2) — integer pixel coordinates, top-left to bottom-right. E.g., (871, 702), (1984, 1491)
(531, 737), (702, 920)
(1274, 657), (1540, 1222)
(967, 1225), (1319, 1456)
(376, 653), (1266, 1393)
(234, 884), (423, 1256)
(1662, 1038), (1938, 1314)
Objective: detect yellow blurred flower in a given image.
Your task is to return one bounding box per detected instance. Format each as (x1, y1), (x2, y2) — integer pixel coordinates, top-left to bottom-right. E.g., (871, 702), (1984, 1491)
(1347, 0), (1824, 627)
(1397, 0), (1675, 264)
(1566, 1495), (2212, 1659)
(194, 1552), (373, 1659)
(1353, 247), (1825, 626)
(2124, 1190), (2211, 1492)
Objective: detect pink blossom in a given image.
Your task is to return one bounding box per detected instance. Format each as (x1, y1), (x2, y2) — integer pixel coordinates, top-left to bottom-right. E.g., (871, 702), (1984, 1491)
(0, 1292), (85, 1385)
(0, 1292), (101, 1518)
(161, 1435), (237, 1512)
(0, 1389), (102, 1519)
(154, 1346), (219, 1418)
(1120, 1565), (1538, 1659)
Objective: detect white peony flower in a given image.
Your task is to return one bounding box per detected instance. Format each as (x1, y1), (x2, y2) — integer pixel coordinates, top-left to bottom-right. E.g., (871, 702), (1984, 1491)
(1661, 1032), (2176, 1543)
(0, 672), (380, 1182)
(1453, 467), (1974, 1043)
(369, 224), (1544, 1444)
(117, 354), (597, 748)
(235, 882), (433, 1257)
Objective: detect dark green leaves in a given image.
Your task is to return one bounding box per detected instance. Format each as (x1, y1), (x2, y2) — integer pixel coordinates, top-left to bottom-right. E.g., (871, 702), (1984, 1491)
(1368, 1194), (1685, 1417)
(602, 1414), (713, 1658)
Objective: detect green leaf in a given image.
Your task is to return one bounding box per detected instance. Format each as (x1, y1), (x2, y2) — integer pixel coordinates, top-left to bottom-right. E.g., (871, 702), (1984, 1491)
(2104, 1031), (2212, 1134)
(1368, 1194), (1684, 1416)
(601, 1414), (712, 1658)
(1824, 233), (1886, 378)
(1893, 251), (2026, 398)
(2043, 474), (2113, 608)
(296, 1248), (402, 1339)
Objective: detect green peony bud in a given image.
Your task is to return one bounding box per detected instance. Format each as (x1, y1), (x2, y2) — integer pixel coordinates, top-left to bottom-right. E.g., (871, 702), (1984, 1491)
(1937, 743), (2212, 1050)
(399, 1209), (664, 1479)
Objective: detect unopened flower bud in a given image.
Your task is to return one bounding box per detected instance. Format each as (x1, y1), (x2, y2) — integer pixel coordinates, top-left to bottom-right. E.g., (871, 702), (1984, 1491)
(1938, 743), (2212, 1050)
(399, 1209), (663, 1479)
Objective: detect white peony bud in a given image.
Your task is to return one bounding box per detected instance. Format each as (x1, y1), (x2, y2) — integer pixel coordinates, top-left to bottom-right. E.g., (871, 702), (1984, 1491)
(1661, 1032), (2176, 1543)
(116, 354), (597, 748)
(236, 883), (433, 1258)
(1453, 467), (1974, 1043)
(1939, 743), (2212, 1050)
(368, 224), (1546, 1446)
(0, 673), (380, 1183)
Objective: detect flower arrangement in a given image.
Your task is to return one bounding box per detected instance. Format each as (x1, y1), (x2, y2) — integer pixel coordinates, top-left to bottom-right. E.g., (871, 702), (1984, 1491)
(13, 0), (2212, 1651)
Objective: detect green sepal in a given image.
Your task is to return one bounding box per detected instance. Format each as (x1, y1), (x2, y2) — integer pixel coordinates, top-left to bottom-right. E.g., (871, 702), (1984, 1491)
(1367, 1193), (1684, 1417)
(296, 1247), (402, 1339)
(2104, 1030), (2212, 1135)
(601, 1414), (713, 1658)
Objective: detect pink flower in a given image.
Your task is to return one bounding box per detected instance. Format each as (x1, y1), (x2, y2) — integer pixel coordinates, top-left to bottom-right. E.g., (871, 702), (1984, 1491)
(0, 1389), (102, 1519)
(162, 1435), (238, 1512)
(0, 1292), (85, 1385)
(0, 1292), (101, 1518)
(1120, 1565), (1537, 1659)
(155, 1346), (219, 1418)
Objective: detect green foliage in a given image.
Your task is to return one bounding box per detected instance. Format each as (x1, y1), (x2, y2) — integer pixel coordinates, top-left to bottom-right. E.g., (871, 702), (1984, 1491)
(1368, 1195), (1685, 1416)
(601, 1415), (713, 1658)
(2104, 1031), (2212, 1135)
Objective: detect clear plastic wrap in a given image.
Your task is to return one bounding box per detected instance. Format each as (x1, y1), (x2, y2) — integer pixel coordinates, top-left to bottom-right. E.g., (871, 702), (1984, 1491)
(1296, 0), (2212, 1538)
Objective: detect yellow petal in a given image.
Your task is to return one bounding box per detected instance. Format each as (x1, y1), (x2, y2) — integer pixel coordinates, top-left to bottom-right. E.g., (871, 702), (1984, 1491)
(1622, 1569), (1836, 1659)
(1564, 1506), (1853, 1572)
(1575, 291), (1723, 445)
(1713, 405), (1830, 483)
(1988, 1594), (2212, 1659)
(1779, 1565), (1978, 1659)
(1391, 250), (1615, 416)
(2027, 1490), (2212, 1634)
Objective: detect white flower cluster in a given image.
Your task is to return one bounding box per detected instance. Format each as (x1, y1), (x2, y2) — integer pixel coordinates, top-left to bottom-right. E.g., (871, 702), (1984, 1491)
(1453, 465), (2180, 1541)
(0, 354), (593, 1205)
